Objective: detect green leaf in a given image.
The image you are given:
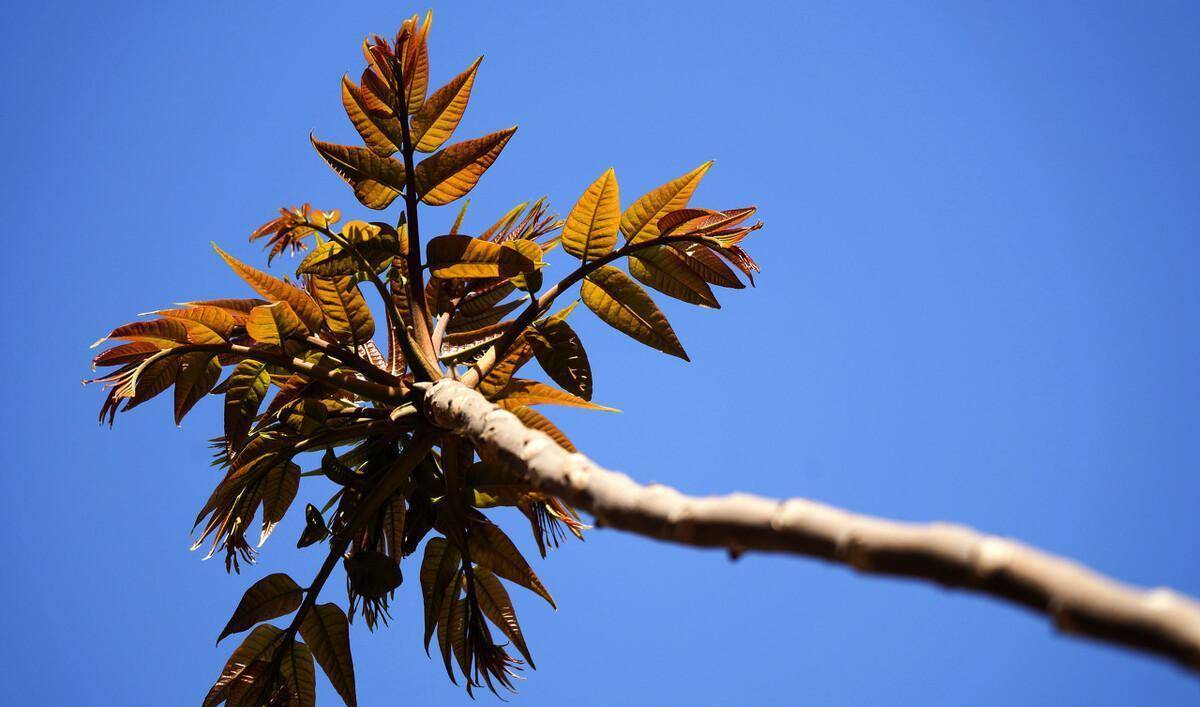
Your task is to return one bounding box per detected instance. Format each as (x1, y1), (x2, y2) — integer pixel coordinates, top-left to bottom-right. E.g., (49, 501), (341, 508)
(581, 265), (688, 360)
(217, 573), (303, 644)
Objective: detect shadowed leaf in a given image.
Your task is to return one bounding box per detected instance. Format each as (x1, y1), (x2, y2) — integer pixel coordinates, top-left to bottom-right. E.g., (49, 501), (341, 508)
(218, 574), (303, 644)
(469, 519), (555, 608)
(299, 603), (358, 707)
(426, 235), (537, 279)
(246, 302), (308, 346)
(473, 567), (534, 667)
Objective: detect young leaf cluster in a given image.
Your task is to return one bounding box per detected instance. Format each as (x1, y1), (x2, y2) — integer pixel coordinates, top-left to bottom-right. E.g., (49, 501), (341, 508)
(85, 10), (764, 704)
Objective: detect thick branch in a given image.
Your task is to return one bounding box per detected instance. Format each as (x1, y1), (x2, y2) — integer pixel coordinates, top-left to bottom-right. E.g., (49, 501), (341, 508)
(420, 378), (1200, 674)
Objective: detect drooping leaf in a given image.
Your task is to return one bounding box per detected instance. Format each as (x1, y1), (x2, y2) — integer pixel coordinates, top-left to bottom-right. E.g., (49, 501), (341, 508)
(260, 461), (300, 545)
(447, 299), (522, 334)
(174, 352), (221, 424)
(468, 519), (555, 608)
(246, 302), (308, 346)
(383, 496), (406, 562)
(628, 244), (719, 308)
(581, 265), (688, 360)
(311, 277), (375, 344)
(621, 161), (712, 243)
(125, 354), (182, 411)
(203, 624), (285, 707)
(562, 168), (620, 261)
(299, 603), (358, 707)
(412, 57), (482, 152)
(344, 550), (403, 599)
(223, 361), (271, 453)
(473, 567), (534, 667)
(511, 406), (577, 452)
(341, 75), (403, 156)
(674, 243), (745, 289)
(218, 573), (304, 644)
(213, 244), (325, 331)
(426, 235), (537, 279)
(414, 128), (517, 206)
(529, 304), (593, 399)
(311, 136), (407, 210)
(279, 639), (317, 707)
(420, 538), (462, 652)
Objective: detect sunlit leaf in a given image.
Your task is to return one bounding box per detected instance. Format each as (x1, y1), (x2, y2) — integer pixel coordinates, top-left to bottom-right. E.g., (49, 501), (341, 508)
(218, 573), (303, 644)
(581, 265), (688, 360)
(494, 379), (615, 412)
(562, 168), (620, 261)
(412, 57), (482, 152)
(246, 302), (308, 347)
(511, 406), (576, 453)
(621, 161), (712, 243)
(341, 75), (403, 155)
(213, 244), (325, 331)
(299, 603), (358, 707)
(414, 128), (517, 206)
(311, 276), (375, 344)
(311, 136), (407, 210)
(628, 244), (719, 308)
(223, 361), (270, 453)
(426, 235), (537, 279)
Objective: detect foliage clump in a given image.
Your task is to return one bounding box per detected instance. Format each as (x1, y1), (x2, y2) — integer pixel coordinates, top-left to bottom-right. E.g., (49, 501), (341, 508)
(87, 10), (762, 704)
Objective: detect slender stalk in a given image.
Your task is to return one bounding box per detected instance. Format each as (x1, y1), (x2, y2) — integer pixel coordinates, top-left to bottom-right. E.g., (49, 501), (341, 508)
(391, 46), (440, 380)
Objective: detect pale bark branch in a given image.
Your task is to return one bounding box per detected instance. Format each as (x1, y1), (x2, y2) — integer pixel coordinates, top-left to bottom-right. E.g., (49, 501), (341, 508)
(419, 378), (1200, 674)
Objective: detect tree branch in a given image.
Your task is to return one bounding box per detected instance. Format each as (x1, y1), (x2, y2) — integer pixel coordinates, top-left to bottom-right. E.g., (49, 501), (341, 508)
(419, 378), (1200, 673)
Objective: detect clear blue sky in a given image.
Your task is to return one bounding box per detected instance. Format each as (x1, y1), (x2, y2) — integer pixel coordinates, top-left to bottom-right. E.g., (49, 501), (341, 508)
(2, 1), (1198, 704)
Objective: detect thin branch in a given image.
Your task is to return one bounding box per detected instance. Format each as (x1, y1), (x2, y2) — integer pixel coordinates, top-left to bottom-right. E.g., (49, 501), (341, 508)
(460, 234), (720, 388)
(420, 378), (1200, 673)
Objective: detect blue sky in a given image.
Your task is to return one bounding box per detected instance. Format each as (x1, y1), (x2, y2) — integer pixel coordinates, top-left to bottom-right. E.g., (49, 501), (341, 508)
(2, 1), (1198, 704)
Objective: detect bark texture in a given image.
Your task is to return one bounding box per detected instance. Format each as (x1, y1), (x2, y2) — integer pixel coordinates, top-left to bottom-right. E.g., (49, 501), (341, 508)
(420, 378), (1200, 673)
